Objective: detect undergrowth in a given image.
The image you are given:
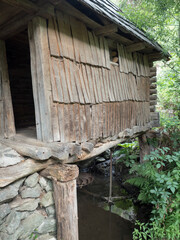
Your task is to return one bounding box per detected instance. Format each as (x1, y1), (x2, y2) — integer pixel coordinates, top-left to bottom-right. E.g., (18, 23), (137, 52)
(116, 116), (180, 240)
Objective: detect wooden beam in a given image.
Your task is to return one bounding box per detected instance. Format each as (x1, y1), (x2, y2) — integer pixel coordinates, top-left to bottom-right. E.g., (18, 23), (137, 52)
(150, 89), (157, 95)
(94, 24), (118, 36)
(0, 138), (52, 160)
(0, 158), (55, 188)
(1, 0), (39, 13)
(125, 42), (145, 52)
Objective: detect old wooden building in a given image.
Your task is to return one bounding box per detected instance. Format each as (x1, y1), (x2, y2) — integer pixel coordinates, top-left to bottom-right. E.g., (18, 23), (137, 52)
(0, 0), (169, 239)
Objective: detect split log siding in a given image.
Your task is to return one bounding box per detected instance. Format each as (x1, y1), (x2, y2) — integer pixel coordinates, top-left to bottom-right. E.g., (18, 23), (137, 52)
(27, 12), (151, 142)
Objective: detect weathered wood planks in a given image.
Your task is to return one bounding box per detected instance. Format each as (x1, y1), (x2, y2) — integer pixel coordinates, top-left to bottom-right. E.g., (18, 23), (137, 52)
(0, 40), (15, 138)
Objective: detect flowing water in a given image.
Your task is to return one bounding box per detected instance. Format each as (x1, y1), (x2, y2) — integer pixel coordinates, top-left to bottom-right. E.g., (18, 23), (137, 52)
(78, 174), (135, 240)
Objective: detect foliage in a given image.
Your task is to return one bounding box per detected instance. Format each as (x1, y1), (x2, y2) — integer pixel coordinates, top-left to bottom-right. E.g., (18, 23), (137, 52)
(116, 0), (180, 117)
(127, 147), (180, 239)
(114, 141), (139, 167)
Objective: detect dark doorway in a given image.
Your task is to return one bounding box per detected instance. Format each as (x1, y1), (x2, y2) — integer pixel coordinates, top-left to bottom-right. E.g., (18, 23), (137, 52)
(6, 30), (36, 133)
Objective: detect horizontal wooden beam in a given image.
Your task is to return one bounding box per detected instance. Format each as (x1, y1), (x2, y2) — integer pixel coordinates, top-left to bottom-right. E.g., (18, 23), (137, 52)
(150, 84), (157, 89)
(150, 89), (157, 95)
(150, 95), (157, 101)
(150, 77), (157, 84)
(1, 0), (39, 13)
(125, 42), (145, 53)
(150, 100), (157, 106)
(0, 158), (55, 187)
(94, 24), (118, 36)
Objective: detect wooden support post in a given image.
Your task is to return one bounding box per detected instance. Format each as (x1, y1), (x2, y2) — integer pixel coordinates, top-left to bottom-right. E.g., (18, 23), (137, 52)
(40, 164), (79, 240)
(138, 133), (150, 163)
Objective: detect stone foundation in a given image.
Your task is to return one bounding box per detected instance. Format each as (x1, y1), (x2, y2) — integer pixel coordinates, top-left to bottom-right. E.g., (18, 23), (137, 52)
(0, 172), (56, 240)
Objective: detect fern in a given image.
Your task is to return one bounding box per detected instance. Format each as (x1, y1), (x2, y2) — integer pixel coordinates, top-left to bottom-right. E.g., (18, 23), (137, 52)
(126, 177), (148, 188)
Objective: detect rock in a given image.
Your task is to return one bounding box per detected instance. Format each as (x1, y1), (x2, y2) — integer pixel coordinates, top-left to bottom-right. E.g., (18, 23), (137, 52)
(102, 150), (110, 160)
(0, 178), (24, 204)
(17, 211), (45, 239)
(20, 184), (42, 198)
(37, 218), (56, 234)
(46, 206), (55, 217)
(0, 145), (24, 167)
(40, 192), (54, 207)
(95, 157), (106, 163)
(10, 197), (39, 211)
(37, 234), (56, 240)
(1, 210), (21, 235)
(24, 173), (39, 188)
(0, 203), (11, 220)
(81, 142), (94, 153)
(39, 177), (53, 192)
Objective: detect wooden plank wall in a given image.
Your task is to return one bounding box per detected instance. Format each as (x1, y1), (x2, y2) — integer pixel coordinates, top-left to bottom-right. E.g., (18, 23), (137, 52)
(28, 12), (150, 143)
(0, 40), (15, 138)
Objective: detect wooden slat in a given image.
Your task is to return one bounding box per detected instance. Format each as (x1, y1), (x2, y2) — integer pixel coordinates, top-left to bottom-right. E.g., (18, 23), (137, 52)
(74, 103), (80, 142)
(78, 64), (90, 103)
(88, 31), (98, 66)
(98, 68), (106, 102)
(69, 104), (75, 142)
(98, 103), (103, 138)
(94, 67), (102, 103)
(91, 67), (99, 103)
(68, 60), (80, 103)
(102, 68), (109, 102)
(51, 103), (60, 141)
(103, 103), (107, 137)
(51, 57), (64, 102)
(84, 105), (91, 140)
(58, 59), (70, 103)
(47, 17), (61, 57)
(56, 11), (74, 60)
(58, 103), (64, 142)
(99, 37), (106, 68)
(81, 65), (91, 102)
(63, 59), (77, 103)
(63, 104), (70, 142)
(94, 24), (118, 36)
(73, 63), (85, 104)
(85, 65), (96, 104)
(104, 37), (110, 69)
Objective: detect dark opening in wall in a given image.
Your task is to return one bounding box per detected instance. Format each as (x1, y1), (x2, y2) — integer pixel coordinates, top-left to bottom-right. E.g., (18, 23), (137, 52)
(6, 30), (36, 130)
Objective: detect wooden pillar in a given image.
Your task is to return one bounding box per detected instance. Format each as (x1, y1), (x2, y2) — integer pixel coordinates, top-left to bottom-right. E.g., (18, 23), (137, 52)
(40, 164), (79, 240)
(0, 40), (15, 138)
(28, 17), (53, 142)
(138, 133), (150, 163)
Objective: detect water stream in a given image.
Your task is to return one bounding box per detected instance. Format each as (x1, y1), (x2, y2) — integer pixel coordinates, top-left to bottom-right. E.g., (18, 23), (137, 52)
(78, 174), (135, 240)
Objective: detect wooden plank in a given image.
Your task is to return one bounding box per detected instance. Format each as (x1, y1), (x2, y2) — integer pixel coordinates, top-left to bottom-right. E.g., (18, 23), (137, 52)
(99, 37), (106, 68)
(73, 63), (85, 104)
(0, 40), (15, 138)
(69, 104), (75, 142)
(51, 57), (64, 102)
(30, 17), (53, 142)
(51, 103), (60, 141)
(88, 31), (98, 66)
(56, 11), (75, 60)
(79, 104), (86, 142)
(47, 17), (61, 57)
(0, 101), (4, 136)
(81, 65), (91, 102)
(74, 103), (80, 142)
(63, 59), (77, 103)
(93, 33), (102, 66)
(102, 103), (107, 138)
(85, 65), (96, 104)
(63, 104), (70, 142)
(104, 37), (110, 69)
(94, 24), (118, 36)
(94, 67), (102, 103)
(101, 68), (109, 102)
(126, 42), (145, 53)
(0, 159), (55, 188)
(78, 64), (90, 103)
(80, 22), (93, 65)
(85, 105), (91, 140)
(98, 103), (103, 138)
(58, 59), (70, 103)
(98, 68), (106, 102)
(91, 67), (99, 103)
(28, 22), (42, 139)
(58, 104), (64, 142)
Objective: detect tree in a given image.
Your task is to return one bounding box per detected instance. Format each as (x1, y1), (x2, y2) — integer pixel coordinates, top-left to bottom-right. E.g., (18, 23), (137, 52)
(115, 0), (180, 117)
